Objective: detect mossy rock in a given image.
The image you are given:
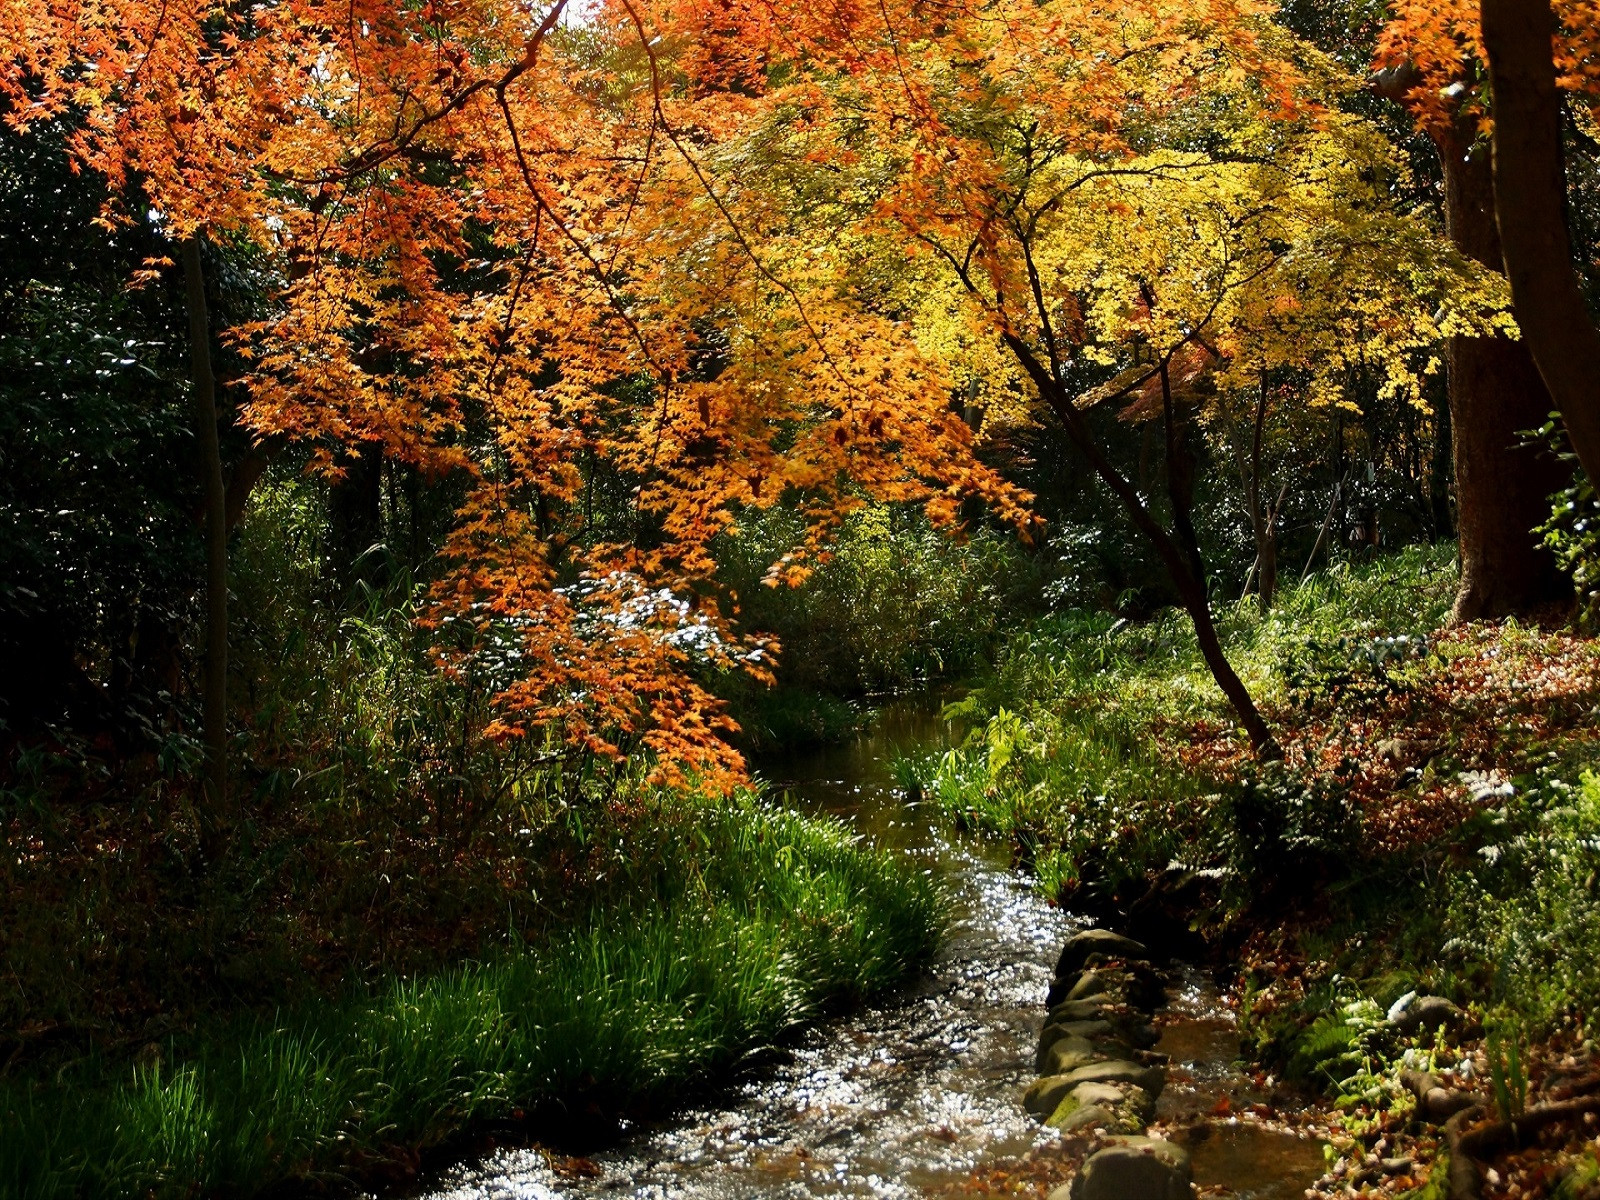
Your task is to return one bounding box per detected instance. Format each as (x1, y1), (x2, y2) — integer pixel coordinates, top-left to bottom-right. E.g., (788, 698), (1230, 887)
(1040, 1037), (1112, 1076)
(1057, 1058), (1165, 1099)
(1025, 1073), (1083, 1119)
(1054, 930), (1150, 979)
(1048, 998), (1116, 1023)
(1046, 1081), (1151, 1134)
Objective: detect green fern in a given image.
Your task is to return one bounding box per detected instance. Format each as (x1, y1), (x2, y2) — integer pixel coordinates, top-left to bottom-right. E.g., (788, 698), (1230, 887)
(1291, 1011), (1360, 1081)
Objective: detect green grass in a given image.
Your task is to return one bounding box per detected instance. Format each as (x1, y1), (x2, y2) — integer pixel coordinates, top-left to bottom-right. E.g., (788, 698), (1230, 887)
(901, 545), (1460, 903)
(0, 795), (941, 1199)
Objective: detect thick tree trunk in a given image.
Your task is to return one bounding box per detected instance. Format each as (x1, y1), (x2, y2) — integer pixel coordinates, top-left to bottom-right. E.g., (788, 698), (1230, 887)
(1440, 136), (1571, 620)
(182, 235), (229, 828)
(1481, 0), (1600, 482)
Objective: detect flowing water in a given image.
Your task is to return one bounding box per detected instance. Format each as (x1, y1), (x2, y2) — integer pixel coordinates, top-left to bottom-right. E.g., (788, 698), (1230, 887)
(412, 698), (1326, 1200)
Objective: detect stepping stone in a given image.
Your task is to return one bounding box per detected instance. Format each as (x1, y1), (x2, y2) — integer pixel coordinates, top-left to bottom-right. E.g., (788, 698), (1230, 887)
(1039, 1035), (1112, 1076)
(1057, 1058), (1165, 1099)
(1025, 1073), (1083, 1118)
(1046, 1081), (1153, 1134)
(1063, 1136), (1193, 1200)
(1054, 929), (1149, 980)
(1049, 998), (1116, 1023)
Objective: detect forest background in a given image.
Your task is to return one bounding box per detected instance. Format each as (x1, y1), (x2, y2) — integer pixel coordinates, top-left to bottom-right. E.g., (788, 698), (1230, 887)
(3, 0), (1600, 1193)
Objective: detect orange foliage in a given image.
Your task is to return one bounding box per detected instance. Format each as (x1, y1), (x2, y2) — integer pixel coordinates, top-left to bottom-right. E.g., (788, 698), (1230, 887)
(1375, 0), (1600, 137)
(0, 0), (1412, 779)
(2, 0), (1036, 784)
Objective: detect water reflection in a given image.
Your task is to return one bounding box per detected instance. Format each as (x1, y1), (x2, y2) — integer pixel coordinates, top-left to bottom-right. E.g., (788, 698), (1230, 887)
(1156, 967), (1329, 1200)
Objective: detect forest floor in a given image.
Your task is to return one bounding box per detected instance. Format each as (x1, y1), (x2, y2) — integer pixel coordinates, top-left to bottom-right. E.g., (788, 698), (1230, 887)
(909, 545), (1600, 1200)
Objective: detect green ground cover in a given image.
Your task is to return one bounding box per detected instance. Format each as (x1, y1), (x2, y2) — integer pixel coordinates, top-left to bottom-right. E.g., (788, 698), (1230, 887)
(898, 544), (1600, 1052)
(0, 793), (939, 1199)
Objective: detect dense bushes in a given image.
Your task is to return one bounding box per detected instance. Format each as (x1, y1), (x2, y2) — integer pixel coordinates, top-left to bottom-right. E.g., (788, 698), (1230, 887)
(715, 503), (1039, 751)
(894, 547), (1458, 907)
(1441, 768), (1600, 1027)
(4, 478), (962, 1047)
(0, 124), (200, 736)
(1, 476), (558, 1038)
(0, 471), (945, 1196)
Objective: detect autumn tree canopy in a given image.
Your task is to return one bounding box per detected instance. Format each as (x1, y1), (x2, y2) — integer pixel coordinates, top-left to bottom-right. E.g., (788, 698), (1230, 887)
(5, 0), (1037, 785)
(638, 0), (1509, 751)
(0, 0), (1538, 769)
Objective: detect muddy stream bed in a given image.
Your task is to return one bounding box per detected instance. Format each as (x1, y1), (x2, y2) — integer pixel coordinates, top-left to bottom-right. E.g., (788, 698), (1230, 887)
(412, 699), (1328, 1200)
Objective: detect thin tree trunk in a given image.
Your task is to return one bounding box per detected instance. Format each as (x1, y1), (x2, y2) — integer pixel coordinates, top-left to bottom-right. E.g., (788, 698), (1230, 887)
(1481, 0), (1600, 482)
(1430, 381), (1455, 540)
(1439, 132), (1571, 620)
(1002, 332), (1281, 758)
(1260, 483), (1287, 611)
(1244, 377), (1281, 611)
(1158, 359), (1283, 755)
(182, 235), (229, 832)
(1302, 475), (1343, 583)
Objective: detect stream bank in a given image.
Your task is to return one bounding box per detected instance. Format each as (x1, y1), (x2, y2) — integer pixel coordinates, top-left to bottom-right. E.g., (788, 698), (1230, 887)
(410, 698), (1329, 1200)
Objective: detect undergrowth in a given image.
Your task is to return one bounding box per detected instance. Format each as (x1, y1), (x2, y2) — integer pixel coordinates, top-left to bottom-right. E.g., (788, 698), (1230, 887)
(0, 793), (940, 1199)
(897, 545), (1457, 905)
(0, 479), (943, 1197)
(716, 503), (1038, 751)
(904, 543), (1600, 1046)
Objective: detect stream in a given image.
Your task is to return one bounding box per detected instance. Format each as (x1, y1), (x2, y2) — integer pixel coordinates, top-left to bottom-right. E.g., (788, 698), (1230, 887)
(412, 698), (1328, 1200)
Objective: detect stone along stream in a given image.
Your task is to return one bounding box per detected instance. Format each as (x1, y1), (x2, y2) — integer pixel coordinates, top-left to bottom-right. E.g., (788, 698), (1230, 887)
(412, 699), (1326, 1200)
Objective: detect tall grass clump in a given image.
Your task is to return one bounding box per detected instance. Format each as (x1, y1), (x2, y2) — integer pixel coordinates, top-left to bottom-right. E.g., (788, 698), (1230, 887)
(0, 794), (939, 1200)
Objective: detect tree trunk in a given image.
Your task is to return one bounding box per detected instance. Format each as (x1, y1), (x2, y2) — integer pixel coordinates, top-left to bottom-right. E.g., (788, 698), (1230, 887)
(329, 440), (386, 593)
(1258, 518), (1279, 611)
(1431, 382), (1455, 540)
(1002, 332), (1281, 758)
(225, 442), (279, 531)
(182, 235), (229, 830)
(1439, 132), (1571, 620)
(1177, 565), (1278, 755)
(1244, 379), (1280, 612)
(1481, 0), (1600, 483)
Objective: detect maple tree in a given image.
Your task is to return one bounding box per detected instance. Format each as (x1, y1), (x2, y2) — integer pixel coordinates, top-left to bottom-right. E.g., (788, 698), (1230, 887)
(659, 0), (1508, 755)
(2, 0), (1528, 777)
(2, 0), (1029, 796)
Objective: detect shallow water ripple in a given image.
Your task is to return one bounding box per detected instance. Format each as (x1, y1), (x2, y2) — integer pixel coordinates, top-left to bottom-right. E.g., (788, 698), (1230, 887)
(419, 834), (1072, 1200)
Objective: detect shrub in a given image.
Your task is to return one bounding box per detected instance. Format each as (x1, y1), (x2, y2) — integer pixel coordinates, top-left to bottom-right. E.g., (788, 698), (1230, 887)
(716, 502), (1036, 701)
(1442, 770), (1600, 1025)
(913, 546), (1458, 905)
(1213, 763), (1361, 901)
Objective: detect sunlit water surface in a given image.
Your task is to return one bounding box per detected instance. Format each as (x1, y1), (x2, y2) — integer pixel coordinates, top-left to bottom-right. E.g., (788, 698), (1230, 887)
(410, 698), (1325, 1200)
